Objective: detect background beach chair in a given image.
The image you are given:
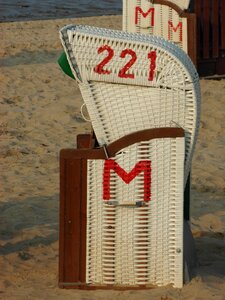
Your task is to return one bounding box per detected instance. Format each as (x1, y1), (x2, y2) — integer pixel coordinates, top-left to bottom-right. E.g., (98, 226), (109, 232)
(123, 0), (225, 76)
(122, 0), (198, 221)
(59, 25), (200, 288)
(123, 0), (196, 65)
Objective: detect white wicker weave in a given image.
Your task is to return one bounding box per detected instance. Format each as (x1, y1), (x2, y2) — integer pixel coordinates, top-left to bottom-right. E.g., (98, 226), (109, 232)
(59, 25), (200, 186)
(123, 0), (190, 52)
(171, 0), (191, 10)
(87, 135), (185, 288)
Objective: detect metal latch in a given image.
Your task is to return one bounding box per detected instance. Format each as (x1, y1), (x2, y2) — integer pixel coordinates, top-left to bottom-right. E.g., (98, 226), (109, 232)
(104, 200), (147, 207)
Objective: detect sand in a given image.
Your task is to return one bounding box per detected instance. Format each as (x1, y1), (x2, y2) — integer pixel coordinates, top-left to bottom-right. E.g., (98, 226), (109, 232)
(0, 15), (225, 300)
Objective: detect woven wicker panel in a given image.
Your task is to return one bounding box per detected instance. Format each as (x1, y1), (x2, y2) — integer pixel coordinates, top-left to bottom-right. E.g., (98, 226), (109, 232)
(123, 0), (189, 52)
(86, 136), (184, 288)
(80, 82), (198, 186)
(171, 0), (191, 10)
(59, 25), (200, 185)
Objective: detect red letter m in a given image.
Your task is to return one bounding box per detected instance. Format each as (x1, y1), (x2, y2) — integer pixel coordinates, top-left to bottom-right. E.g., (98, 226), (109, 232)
(103, 159), (151, 202)
(135, 6), (155, 27)
(168, 20), (183, 42)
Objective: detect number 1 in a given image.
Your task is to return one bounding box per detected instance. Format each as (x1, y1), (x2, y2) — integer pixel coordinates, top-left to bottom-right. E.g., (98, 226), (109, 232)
(148, 51), (157, 81)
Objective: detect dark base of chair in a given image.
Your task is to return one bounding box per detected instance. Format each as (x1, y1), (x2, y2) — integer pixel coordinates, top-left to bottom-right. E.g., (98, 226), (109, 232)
(184, 220), (197, 283)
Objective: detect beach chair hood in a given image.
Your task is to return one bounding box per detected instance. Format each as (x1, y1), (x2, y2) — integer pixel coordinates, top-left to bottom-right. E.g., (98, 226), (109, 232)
(59, 24), (200, 186)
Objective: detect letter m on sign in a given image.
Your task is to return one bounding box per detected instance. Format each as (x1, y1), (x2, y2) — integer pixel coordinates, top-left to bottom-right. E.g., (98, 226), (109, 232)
(168, 20), (183, 42)
(135, 6), (155, 27)
(103, 159), (151, 202)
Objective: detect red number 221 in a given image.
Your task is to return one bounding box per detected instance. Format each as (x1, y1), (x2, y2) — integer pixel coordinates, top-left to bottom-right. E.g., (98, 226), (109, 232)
(94, 45), (157, 81)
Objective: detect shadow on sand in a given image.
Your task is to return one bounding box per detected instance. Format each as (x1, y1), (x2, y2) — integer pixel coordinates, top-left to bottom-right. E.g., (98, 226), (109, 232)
(0, 194), (59, 255)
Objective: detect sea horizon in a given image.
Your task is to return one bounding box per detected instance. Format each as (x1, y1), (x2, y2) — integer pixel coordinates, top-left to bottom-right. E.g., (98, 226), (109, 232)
(0, 0), (122, 22)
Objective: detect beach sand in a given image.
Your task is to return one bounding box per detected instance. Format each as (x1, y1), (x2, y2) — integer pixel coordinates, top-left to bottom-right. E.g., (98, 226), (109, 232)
(0, 16), (225, 299)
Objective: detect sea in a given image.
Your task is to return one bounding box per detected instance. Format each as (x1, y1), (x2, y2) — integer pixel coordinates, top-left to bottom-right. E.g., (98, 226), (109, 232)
(0, 0), (122, 22)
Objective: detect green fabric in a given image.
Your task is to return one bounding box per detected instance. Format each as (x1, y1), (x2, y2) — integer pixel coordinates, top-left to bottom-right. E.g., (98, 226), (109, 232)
(58, 52), (75, 79)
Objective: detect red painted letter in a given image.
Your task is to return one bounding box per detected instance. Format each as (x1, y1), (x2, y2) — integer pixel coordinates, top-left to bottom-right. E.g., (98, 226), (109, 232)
(168, 21), (183, 42)
(135, 7), (155, 27)
(103, 159), (151, 202)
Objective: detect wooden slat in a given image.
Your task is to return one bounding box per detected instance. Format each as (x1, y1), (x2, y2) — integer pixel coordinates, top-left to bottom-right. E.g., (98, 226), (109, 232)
(79, 159), (87, 283)
(64, 159), (82, 282)
(195, 0), (203, 59)
(59, 156), (66, 284)
(59, 156), (87, 286)
(202, 0), (210, 59)
(221, 0), (225, 49)
(194, 0), (225, 75)
(77, 133), (93, 149)
(187, 13), (197, 66)
(212, 0), (219, 57)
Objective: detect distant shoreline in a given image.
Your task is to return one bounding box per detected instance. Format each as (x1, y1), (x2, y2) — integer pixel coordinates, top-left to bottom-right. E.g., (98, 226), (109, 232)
(0, 0), (121, 23)
(0, 13), (121, 23)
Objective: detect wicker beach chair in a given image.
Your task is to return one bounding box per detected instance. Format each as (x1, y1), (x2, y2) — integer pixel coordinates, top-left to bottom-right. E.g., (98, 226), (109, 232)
(123, 0), (196, 65)
(59, 25), (200, 288)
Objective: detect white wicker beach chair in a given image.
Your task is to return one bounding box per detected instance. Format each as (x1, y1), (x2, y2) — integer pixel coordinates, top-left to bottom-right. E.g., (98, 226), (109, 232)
(123, 0), (196, 64)
(59, 25), (200, 289)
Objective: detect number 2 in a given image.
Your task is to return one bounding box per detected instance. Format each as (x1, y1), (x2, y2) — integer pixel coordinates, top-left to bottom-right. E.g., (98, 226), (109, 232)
(118, 49), (137, 79)
(94, 45), (114, 75)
